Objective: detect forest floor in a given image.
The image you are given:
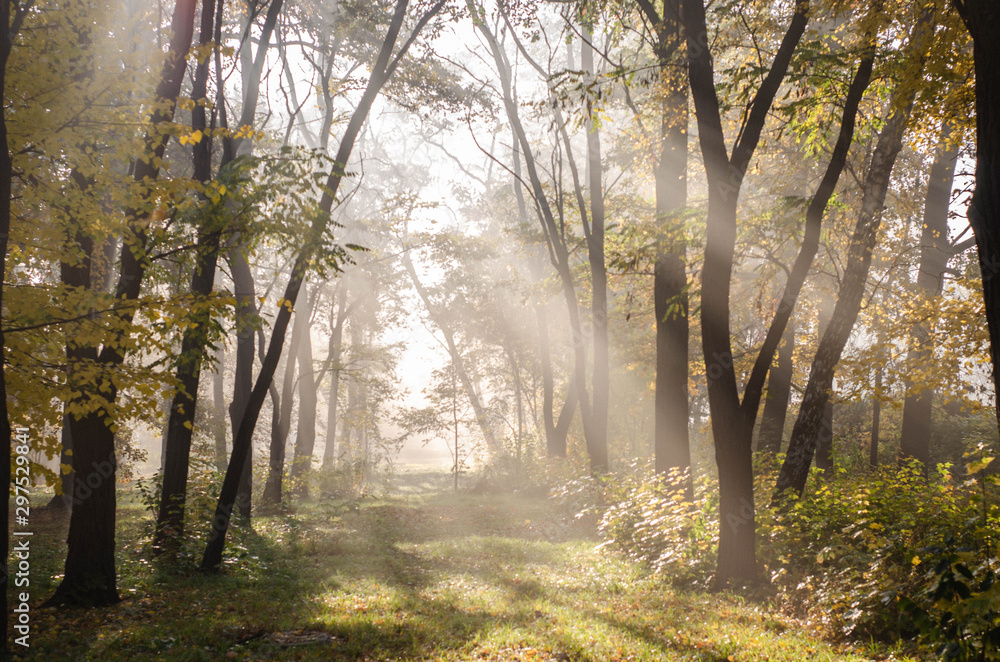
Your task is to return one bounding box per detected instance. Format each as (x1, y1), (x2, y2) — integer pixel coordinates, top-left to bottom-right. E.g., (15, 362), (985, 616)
(14, 467), (921, 661)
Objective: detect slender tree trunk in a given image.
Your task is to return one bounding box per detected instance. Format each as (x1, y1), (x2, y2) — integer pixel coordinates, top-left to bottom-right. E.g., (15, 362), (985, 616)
(323, 284), (348, 466)
(638, 0), (691, 489)
(815, 401), (834, 475)
(757, 321), (794, 453)
(156, 0), (223, 550)
(899, 124), (959, 469)
(213, 349), (227, 473)
(0, 0), (18, 645)
(402, 249), (502, 454)
(291, 288), (319, 497)
(581, 25), (610, 473)
(261, 319), (300, 507)
(201, 0), (442, 570)
(774, 8), (936, 499)
(50, 0), (199, 607)
(229, 249), (256, 519)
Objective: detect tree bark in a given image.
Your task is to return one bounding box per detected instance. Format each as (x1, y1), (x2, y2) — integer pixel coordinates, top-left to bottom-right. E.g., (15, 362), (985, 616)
(757, 321), (793, 454)
(261, 316), (300, 507)
(637, 0), (691, 490)
(899, 123), (959, 469)
(291, 288), (318, 496)
(774, 8), (936, 499)
(954, 0), (1000, 435)
(683, 0), (809, 585)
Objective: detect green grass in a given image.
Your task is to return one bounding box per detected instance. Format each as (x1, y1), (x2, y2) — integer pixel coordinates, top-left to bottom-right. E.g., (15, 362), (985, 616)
(13, 470), (922, 660)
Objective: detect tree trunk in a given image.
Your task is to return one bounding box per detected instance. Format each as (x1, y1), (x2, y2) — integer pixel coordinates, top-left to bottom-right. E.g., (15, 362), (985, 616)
(683, 0), (810, 586)
(213, 349), (227, 473)
(291, 288), (318, 497)
(581, 25), (610, 473)
(899, 124), (959, 469)
(50, 0), (199, 607)
(757, 321), (794, 454)
(323, 284), (348, 467)
(774, 8), (935, 499)
(638, 0), (691, 490)
(261, 311), (301, 507)
(815, 400), (834, 475)
(952, 2), (1000, 434)
(228, 248), (256, 520)
(156, 0), (224, 550)
(201, 0), (441, 570)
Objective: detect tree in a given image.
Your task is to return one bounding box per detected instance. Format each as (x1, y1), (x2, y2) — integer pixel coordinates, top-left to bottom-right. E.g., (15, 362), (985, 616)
(942, 0), (1000, 436)
(683, 0), (879, 584)
(49, 0), (200, 607)
(774, 5), (939, 499)
(201, 0), (446, 571)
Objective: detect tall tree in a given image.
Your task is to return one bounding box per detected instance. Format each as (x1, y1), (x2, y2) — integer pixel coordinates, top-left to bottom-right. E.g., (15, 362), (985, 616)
(201, 0), (446, 570)
(48, 0), (200, 607)
(635, 0), (691, 485)
(774, 5), (938, 499)
(953, 0), (1000, 434)
(683, 0), (879, 584)
(898, 122), (960, 469)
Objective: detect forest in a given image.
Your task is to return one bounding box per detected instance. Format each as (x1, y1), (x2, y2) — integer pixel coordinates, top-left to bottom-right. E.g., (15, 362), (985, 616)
(1, 0), (1000, 659)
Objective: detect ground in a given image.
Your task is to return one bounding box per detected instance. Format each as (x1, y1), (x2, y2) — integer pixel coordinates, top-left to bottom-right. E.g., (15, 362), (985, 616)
(13, 468), (920, 660)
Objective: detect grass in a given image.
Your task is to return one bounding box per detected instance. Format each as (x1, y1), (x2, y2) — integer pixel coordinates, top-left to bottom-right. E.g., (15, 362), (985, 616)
(12, 468), (923, 661)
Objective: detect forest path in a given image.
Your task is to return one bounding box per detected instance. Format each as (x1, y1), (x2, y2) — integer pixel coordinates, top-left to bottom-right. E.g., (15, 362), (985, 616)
(20, 468), (903, 661)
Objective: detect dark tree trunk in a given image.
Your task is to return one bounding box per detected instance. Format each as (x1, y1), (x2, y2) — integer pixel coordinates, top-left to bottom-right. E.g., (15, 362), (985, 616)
(682, 0), (809, 585)
(261, 318), (300, 507)
(953, 1), (1000, 434)
(774, 9), (936, 499)
(899, 124), (959, 469)
(0, 0), (18, 645)
(201, 0), (441, 570)
(50, 0), (199, 607)
(815, 400), (834, 475)
(213, 350), (227, 473)
(291, 289), (319, 497)
(757, 321), (794, 454)
(228, 249), (256, 519)
(156, 0), (223, 550)
(637, 0), (691, 490)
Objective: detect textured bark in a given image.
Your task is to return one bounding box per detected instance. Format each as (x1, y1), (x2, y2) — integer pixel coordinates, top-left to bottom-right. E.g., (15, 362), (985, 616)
(201, 0), (442, 570)
(51, 0), (199, 607)
(899, 125), (959, 469)
(774, 8), (936, 499)
(815, 401), (834, 475)
(954, 0), (1000, 434)
(757, 321), (794, 454)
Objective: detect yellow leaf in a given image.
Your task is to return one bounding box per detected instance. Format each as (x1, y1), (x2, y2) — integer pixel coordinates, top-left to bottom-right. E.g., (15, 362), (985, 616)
(183, 420), (193, 430)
